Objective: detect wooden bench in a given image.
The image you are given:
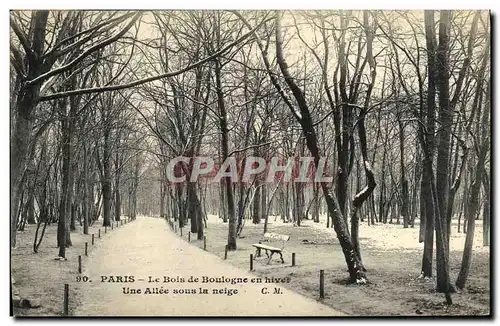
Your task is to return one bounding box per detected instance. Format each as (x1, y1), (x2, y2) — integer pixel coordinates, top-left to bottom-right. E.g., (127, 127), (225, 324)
(252, 232), (290, 265)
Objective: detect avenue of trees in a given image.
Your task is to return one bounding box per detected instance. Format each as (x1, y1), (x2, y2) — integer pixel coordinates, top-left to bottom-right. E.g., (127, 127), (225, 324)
(10, 10), (490, 304)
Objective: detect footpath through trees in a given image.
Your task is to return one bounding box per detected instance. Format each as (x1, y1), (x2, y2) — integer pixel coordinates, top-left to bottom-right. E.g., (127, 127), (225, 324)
(75, 217), (343, 316)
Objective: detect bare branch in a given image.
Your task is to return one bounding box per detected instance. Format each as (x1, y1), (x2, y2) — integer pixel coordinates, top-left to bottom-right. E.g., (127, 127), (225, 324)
(10, 17), (33, 58)
(28, 13), (142, 86)
(39, 16), (272, 102)
(228, 141), (272, 157)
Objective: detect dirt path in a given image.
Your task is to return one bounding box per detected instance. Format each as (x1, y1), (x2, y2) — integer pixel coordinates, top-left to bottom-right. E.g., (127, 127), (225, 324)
(74, 217), (343, 316)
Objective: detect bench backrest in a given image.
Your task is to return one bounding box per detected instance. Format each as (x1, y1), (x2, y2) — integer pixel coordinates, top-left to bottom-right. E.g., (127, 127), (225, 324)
(262, 232), (290, 250)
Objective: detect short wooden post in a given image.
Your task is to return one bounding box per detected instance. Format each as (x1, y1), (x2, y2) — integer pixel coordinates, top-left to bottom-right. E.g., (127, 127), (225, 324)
(91, 234), (94, 245)
(188, 232), (191, 242)
(98, 229), (101, 238)
(292, 253), (296, 266)
(63, 284), (69, 316)
(85, 242), (88, 256)
(224, 245), (228, 260)
(180, 227), (183, 236)
(250, 254), (254, 271)
(78, 255), (82, 274)
(319, 270), (325, 299)
(203, 236), (207, 250)
(105, 226), (107, 234)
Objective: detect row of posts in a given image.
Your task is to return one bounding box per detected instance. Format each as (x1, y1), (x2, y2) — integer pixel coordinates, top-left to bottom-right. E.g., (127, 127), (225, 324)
(169, 223), (327, 301)
(170, 223), (207, 251)
(64, 217), (135, 316)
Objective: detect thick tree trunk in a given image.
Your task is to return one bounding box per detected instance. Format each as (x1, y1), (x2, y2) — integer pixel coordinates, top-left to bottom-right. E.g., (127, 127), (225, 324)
(336, 14), (352, 221)
(10, 11), (49, 247)
(398, 120), (409, 228)
(275, 13), (366, 283)
(421, 10), (437, 279)
(456, 77), (490, 289)
(482, 174), (490, 246)
(429, 10), (454, 299)
(418, 163), (426, 241)
(70, 202), (76, 231)
(219, 183), (228, 222)
(215, 57), (237, 250)
(114, 151), (121, 221)
(435, 10), (453, 244)
(83, 145), (89, 235)
(26, 168), (36, 225)
(102, 127), (112, 226)
(188, 183), (199, 233)
(11, 97), (35, 248)
(313, 183), (320, 223)
(160, 167), (166, 218)
(420, 161), (434, 279)
(260, 184), (267, 223)
(349, 10), (377, 270)
(252, 184), (261, 224)
(456, 147), (488, 288)
(57, 115), (71, 258)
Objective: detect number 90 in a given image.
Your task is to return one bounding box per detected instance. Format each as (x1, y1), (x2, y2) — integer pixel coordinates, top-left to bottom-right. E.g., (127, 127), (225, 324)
(76, 276), (90, 282)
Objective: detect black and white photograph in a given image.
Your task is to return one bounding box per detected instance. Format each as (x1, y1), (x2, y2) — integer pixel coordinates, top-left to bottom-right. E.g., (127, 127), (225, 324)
(8, 8), (491, 317)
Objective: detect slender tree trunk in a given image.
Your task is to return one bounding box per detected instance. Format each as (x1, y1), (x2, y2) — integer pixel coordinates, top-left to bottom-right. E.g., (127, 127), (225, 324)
(102, 127), (112, 226)
(83, 145), (89, 235)
(57, 114), (71, 258)
(253, 183), (261, 224)
(456, 75), (490, 289)
(418, 164), (426, 242)
(482, 174), (490, 247)
(398, 119), (409, 228)
(215, 54), (237, 249)
(114, 151), (121, 221)
(275, 13), (366, 283)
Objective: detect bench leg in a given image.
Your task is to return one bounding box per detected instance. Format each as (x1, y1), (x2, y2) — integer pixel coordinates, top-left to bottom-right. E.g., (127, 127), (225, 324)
(267, 252), (275, 265)
(255, 248), (261, 258)
(264, 250), (269, 258)
(279, 252), (284, 264)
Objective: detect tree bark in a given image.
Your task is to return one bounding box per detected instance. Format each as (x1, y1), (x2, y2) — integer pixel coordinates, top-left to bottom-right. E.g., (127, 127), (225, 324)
(102, 123), (112, 226)
(214, 56), (237, 250)
(456, 73), (490, 289)
(275, 12), (366, 283)
(83, 145), (89, 235)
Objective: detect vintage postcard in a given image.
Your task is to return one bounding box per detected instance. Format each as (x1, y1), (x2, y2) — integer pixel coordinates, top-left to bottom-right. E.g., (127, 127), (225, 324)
(9, 9), (491, 317)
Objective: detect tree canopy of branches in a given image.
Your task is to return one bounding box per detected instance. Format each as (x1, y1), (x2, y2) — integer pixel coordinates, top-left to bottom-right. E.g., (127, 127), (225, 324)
(10, 10), (490, 304)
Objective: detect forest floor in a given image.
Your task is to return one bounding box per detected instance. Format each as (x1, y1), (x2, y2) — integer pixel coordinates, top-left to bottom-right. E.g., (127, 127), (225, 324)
(184, 215), (490, 316)
(10, 217), (342, 316)
(10, 215), (490, 317)
(10, 219), (111, 316)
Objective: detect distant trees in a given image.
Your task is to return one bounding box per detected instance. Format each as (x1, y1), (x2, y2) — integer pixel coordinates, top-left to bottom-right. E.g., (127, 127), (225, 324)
(10, 11), (142, 253)
(10, 9), (490, 298)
